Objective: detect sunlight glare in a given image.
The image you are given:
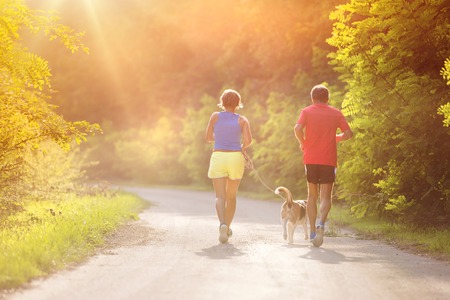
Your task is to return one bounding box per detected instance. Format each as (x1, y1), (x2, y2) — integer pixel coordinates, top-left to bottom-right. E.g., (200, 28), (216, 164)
(83, 0), (123, 88)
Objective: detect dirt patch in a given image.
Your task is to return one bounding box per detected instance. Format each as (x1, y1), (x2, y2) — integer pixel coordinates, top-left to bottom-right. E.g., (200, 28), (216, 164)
(100, 221), (155, 254)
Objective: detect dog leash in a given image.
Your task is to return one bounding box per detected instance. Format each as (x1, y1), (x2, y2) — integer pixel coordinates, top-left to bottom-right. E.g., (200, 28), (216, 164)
(244, 155), (286, 201)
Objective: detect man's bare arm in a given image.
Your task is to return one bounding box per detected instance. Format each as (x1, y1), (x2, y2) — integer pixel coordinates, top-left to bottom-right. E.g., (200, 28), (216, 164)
(294, 123), (306, 151)
(336, 129), (353, 143)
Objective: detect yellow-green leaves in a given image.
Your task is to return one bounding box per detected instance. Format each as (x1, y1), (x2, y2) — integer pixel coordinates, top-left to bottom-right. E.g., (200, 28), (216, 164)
(0, 0), (98, 211)
(438, 58), (450, 127)
(328, 0), (450, 226)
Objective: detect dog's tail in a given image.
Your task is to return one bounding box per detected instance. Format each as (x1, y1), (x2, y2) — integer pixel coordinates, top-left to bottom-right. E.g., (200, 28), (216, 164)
(275, 186), (293, 207)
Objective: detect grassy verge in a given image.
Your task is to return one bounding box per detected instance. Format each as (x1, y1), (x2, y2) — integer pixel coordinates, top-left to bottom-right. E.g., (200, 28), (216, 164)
(329, 204), (450, 261)
(0, 192), (146, 290)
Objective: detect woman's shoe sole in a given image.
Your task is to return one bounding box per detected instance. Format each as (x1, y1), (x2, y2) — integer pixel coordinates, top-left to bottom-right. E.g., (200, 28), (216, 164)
(219, 224), (229, 243)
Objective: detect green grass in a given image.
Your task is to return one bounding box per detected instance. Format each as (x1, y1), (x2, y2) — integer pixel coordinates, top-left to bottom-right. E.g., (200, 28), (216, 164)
(0, 192), (146, 290)
(329, 204), (450, 261)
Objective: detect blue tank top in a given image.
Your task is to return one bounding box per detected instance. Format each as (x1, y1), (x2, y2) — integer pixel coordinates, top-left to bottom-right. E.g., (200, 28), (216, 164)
(214, 112), (242, 151)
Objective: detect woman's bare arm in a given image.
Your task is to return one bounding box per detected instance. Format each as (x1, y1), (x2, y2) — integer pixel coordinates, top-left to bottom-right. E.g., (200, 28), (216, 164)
(239, 116), (252, 151)
(205, 112), (219, 143)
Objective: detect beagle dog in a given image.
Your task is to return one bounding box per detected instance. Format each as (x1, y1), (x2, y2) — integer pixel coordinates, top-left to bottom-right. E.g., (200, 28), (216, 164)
(276, 186), (308, 244)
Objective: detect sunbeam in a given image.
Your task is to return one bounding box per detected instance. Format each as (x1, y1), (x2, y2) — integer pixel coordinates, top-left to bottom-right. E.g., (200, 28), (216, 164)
(82, 0), (123, 88)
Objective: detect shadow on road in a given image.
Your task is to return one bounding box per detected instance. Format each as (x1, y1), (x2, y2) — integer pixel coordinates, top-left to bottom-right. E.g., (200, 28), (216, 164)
(195, 243), (245, 260)
(299, 246), (364, 265)
(281, 243), (310, 249)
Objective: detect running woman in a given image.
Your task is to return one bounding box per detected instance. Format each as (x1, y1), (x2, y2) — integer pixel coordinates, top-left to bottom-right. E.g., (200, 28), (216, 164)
(205, 89), (252, 243)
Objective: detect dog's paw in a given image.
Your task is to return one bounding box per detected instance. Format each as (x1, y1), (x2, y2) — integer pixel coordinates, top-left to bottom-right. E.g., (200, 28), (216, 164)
(283, 233), (287, 240)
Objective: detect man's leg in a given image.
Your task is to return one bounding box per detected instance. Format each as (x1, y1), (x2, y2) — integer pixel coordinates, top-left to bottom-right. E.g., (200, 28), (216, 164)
(306, 182), (319, 238)
(312, 182), (333, 247)
(319, 183), (333, 225)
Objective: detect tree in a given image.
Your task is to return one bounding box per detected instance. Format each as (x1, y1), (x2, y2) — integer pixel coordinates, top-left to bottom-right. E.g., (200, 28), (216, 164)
(179, 95), (217, 185)
(439, 57), (450, 127)
(0, 0), (99, 209)
(328, 0), (450, 225)
(252, 93), (307, 196)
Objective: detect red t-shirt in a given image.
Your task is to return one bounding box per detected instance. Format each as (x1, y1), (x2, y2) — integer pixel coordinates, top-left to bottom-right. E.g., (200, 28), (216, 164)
(297, 103), (350, 167)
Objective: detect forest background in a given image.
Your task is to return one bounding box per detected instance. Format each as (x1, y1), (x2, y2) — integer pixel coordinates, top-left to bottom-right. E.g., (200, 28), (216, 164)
(3, 0), (449, 228)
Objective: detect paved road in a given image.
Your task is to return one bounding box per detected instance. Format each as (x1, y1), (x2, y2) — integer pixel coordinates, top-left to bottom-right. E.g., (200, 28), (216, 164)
(8, 187), (450, 300)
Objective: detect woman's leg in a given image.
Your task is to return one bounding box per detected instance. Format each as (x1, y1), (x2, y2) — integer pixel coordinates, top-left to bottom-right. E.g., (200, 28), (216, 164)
(212, 177), (227, 225)
(224, 178), (241, 227)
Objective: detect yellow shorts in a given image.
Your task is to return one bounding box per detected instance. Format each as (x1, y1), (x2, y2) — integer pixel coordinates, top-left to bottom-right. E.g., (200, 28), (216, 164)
(208, 151), (245, 180)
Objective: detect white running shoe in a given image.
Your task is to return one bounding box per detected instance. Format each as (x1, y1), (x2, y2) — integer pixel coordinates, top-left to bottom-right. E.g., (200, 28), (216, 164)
(312, 225), (324, 247)
(219, 224), (229, 243)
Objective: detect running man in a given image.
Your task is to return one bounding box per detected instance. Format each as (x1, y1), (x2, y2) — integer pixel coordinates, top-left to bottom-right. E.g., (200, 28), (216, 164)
(294, 84), (353, 247)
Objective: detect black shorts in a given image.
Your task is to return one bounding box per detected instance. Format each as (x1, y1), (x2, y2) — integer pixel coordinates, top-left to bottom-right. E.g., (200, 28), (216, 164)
(305, 164), (336, 184)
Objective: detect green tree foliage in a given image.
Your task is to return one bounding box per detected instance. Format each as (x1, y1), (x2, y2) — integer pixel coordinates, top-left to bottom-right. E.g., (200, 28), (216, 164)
(214, 0), (345, 98)
(29, 0), (239, 128)
(23, 141), (90, 200)
(0, 0), (99, 213)
(251, 93), (306, 195)
(179, 95), (217, 185)
(28, 0), (345, 127)
(86, 119), (189, 185)
(439, 57), (450, 126)
(328, 0), (450, 225)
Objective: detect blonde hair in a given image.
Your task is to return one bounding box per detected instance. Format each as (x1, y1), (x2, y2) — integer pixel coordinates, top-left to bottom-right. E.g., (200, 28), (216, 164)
(218, 89), (243, 110)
